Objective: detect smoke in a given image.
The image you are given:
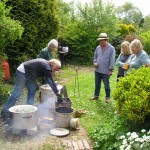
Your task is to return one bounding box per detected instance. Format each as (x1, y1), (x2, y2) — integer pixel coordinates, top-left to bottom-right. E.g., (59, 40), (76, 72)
(37, 96), (57, 135)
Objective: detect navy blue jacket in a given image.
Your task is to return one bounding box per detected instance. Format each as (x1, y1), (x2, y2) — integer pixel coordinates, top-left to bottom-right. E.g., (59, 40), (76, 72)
(23, 58), (58, 95)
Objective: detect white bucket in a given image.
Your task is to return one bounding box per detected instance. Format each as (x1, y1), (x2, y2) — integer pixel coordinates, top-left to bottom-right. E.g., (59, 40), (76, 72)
(39, 84), (57, 109)
(54, 107), (73, 128)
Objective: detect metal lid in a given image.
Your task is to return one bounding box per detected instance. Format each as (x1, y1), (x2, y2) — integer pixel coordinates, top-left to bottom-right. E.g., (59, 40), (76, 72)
(50, 128), (69, 137)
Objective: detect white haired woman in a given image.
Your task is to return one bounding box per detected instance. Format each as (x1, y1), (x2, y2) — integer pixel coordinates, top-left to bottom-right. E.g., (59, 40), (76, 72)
(38, 39), (58, 60)
(123, 39), (150, 74)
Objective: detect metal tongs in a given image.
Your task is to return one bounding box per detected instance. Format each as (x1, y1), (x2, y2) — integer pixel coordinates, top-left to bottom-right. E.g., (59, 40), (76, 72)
(74, 66), (80, 97)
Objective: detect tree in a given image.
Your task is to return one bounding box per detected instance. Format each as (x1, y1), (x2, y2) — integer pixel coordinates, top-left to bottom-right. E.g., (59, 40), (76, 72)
(140, 30), (150, 54)
(0, 1), (23, 51)
(5, 0), (59, 71)
(59, 0), (119, 64)
(116, 2), (143, 27)
(0, 1), (23, 100)
(57, 0), (75, 45)
(142, 15), (150, 31)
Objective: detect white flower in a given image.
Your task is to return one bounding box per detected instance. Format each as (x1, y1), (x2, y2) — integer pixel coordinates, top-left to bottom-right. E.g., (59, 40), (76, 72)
(129, 141), (134, 145)
(128, 136), (134, 141)
(126, 132), (131, 136)
(125, 145), (131, 150)
(140, 143), (144, 148)
(120, 135), (125, 139)
(131, 132), (139, 139)
(141, 129), (146, 133)
(134, 138), (141, 142)
(143, 135), (150, 141)
(122, 139), (127, 145)
(120, 145), (126, 150)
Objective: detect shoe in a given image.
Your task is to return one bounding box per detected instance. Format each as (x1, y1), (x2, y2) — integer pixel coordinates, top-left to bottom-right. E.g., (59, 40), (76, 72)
(105, 98), (110, 103)
(90, 97), (99, 101)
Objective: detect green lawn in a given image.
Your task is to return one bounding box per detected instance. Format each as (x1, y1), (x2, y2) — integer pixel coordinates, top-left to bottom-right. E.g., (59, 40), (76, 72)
(1, 65), (118, 134)
(57, 65), (118, 133)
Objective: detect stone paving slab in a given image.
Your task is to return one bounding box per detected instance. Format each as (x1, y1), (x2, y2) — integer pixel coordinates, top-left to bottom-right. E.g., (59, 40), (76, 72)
(50, 127), (93, 150)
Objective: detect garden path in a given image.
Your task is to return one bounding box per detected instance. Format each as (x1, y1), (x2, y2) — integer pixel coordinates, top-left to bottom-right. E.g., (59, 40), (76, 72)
(0, 66), (94, 150)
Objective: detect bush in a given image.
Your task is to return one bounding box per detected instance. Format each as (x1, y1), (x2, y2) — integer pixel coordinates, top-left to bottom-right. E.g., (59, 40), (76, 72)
(5, 0), (59, 70)
(140, 30), (150, 54)
(119, 129), (150, 150)
(113, 67), (150, 123)
(0, 53), (12, 105)
(89, 116), (130, 150)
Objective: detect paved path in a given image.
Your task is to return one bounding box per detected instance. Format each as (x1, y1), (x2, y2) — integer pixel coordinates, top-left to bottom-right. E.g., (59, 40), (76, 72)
(49, 127), (93, 150)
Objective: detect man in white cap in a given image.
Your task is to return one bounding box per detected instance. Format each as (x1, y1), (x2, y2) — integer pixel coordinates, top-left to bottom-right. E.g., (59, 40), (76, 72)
(90, 33), (116, 103)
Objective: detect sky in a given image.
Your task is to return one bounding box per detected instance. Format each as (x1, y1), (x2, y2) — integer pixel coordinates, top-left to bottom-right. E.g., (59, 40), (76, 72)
(63, 0), (149, 17)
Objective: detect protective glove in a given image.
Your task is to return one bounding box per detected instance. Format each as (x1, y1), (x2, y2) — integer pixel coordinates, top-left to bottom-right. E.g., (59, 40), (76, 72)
(56, 92), (63, 103)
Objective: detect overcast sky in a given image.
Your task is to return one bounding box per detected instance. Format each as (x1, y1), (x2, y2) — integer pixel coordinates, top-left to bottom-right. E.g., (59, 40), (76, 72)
(63, 0), (149, 17)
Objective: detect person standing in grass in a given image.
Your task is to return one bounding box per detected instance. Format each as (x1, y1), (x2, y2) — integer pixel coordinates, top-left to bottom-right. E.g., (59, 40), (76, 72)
(90, 33), (116, 103)
(115, 41), (132, 81)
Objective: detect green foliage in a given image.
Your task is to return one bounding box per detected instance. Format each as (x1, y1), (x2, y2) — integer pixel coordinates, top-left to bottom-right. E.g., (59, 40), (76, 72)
(116, 2), (143, 26)
(5, 0), (59, 70)
(0, 1), (24, 49)
(142, 15), (150, 31)
(89, 116), (130, 150)
(61, 23), (94, 64)
(118, 24), (136, 36)
(140, 30), (150, 54)
(59, 0), (119, 64)
(0, 52), (12, 105)
(113, 67), (150, 123)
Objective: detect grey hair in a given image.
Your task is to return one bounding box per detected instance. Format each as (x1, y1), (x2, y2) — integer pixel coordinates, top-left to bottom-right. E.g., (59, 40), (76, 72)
(130, 39), (143, 53)
(49, 59), (61, 68)
(48, 39), (58, 47)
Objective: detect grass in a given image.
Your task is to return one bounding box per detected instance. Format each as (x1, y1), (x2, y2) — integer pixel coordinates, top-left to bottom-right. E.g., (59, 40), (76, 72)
(0, 64), (118, 149)
(57, 65), (118, 133)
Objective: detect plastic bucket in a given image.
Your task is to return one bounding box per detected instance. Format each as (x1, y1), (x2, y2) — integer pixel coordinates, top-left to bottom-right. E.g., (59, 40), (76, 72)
(54, 107), (74, 128)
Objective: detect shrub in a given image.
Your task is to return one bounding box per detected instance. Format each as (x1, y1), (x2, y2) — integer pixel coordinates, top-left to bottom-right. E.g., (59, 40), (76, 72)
(5, 0), (59, 70)
(140, 30), (150, 54)
(113, 67), (150, 123)
(0, 53), (12, 105)
(89, 116), (130, 150)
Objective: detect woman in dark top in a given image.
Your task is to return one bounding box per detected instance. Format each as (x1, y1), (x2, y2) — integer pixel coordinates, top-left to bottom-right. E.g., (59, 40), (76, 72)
(115, 41), (132, 81)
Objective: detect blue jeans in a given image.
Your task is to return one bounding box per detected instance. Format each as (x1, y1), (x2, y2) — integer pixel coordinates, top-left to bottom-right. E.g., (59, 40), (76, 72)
(2, 70), (37, 114)
(94, 71), (110, 98)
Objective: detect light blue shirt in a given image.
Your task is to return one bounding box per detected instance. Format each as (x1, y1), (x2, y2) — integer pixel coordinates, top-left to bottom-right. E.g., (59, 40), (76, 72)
(127, 50), (150, 69)
(94, 43), (116, 75)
